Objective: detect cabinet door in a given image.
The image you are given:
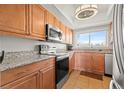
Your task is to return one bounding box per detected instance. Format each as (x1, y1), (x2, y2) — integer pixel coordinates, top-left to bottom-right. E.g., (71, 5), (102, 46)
(75, 52), (92, 72)
(79, 53), (86, 71)
(30, 5), (45, 40)
(54, 17), (60, 29)
(69, 52), (74, 73)
(70, 52), (75, 71)
(46, 11), (55, 26)
(69, 58), (72, 73)
(2, 72), (39, 89)
(40, 66), (55, 89)
(0, 4), (28, 35)
(69, 30), (73, 44)
(84, 53), (92, 72)
(74, 52), (81, 70)
(65, 27), (70, 44)
(60, 22), (66, 42)
(92, 53), (105, 75)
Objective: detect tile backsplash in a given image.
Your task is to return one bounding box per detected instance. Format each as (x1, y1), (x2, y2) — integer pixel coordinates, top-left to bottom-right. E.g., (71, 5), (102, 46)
(0, 36), (66, 52)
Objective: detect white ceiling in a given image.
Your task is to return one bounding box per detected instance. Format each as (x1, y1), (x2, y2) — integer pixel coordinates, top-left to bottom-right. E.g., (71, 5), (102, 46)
(42, 4), (114, 30)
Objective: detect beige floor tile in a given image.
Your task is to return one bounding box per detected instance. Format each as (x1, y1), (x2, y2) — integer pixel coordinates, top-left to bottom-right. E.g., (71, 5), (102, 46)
(62, 70), (112, 89)
(74, 79), (89, 89)
(102, 76), (112, 89)
(88, 78), (103, 89)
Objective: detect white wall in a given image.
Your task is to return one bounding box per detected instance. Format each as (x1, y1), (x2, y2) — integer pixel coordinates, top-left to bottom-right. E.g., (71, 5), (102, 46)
(0, 36), (66, 52)
(73, 24), (112, 49)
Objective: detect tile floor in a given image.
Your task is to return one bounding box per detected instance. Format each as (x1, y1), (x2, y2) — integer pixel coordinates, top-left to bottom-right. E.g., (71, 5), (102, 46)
(62, 70), (112, 89)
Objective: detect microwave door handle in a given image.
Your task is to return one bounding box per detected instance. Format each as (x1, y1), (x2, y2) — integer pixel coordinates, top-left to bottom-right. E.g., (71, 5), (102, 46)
(59, 32), (62, 40)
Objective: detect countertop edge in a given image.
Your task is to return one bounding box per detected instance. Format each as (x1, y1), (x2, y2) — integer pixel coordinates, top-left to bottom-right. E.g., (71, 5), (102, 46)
(0, 56), (55, 72)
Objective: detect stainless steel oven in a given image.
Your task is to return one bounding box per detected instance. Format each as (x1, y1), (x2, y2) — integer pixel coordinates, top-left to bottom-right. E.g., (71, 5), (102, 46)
(56, 54), (69, 89)
(46, 24), (62, 42)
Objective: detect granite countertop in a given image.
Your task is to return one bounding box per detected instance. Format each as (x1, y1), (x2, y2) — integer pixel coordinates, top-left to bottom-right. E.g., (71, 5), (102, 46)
(0, 51), (55, 72)
(73, 49), (113, 54)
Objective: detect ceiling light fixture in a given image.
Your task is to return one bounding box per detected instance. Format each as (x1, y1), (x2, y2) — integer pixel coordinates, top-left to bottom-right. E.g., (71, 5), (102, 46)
(75, 4), (98, 20)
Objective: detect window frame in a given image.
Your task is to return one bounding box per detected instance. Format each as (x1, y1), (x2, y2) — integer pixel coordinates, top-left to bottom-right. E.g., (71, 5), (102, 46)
(76, 30), (108, 49)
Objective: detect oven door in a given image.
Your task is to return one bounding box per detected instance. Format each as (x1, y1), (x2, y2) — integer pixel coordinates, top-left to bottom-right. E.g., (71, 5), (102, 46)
(46, 24), (62, 42)
(56, 56), (69, 84)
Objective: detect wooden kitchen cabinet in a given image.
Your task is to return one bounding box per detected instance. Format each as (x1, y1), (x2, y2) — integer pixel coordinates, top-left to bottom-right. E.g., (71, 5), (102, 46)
(71, 53), (75, 70)
(65, 27), (70, 44)
(74, 52), (105, 75)
(74, 52), (81, 70)
(54, 17), (60, 29)
(0, 4), (46, 40)
(60, 22), (66, 42)
(69, 52), (75, 73)
(0, 4), (74, 42)
(80, 53), (92, 72)
(69, 30), (73, 44)
(29, 5), (46, 40)
(65, 27), (73, 44)
(92, 53), (105, 75)
(40, 66), (55, 89)
(75, 52), (92, 72)
(2, 72), (39, 89)
(0, 4), (29, 35)
(1, 58), (55, 89)
(46, 10), (55, 26)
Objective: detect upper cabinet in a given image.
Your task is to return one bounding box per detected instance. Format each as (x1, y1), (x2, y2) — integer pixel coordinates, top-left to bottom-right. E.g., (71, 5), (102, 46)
(69, 29), (73, 44)
(54, 17), (60, 29)
(65, 27), (70, 44)
(0, 4), (29, 35)
(0, 4), (46, 40)
(60, 22), (66, 42)
(0, 4), (73, 43)
(65, 27), (73, 44)
(46, 11), (55, 26)
(46, 9), (73, 44)
(29, 5), (46, 40)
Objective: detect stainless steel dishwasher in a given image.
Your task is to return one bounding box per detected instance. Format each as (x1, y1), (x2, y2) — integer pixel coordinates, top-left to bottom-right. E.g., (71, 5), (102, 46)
(105, 54), (113, 75)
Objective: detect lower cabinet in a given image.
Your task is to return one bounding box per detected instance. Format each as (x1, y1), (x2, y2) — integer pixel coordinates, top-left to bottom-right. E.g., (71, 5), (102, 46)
(2, 72), (39, 89)
(92, 53), (105, 75)
(74, 52), (105, 75)
(40, 66), (55, 89)
(74, 52), (81, 70)
(71, 53), (75, 70)
(80, 53), (92, 72)
(69, 52), (75, 73)
(1, 58), (55, 89)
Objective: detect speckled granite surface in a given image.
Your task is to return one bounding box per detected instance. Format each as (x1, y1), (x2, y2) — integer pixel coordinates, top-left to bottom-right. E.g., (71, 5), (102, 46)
(0, 51), (55, 72)
(73, 49), (113, 54)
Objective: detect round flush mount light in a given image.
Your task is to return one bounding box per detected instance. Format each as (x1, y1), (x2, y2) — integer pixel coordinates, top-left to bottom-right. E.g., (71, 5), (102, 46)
(75, 4), (98, 20)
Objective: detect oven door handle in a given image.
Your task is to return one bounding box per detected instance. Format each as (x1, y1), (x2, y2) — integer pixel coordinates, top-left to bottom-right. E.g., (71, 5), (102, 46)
(56, 56), (69, 61)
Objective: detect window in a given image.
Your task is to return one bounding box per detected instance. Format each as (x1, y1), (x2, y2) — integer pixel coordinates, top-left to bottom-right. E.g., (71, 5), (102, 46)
(90, 31), (106, 47)
(78, 33), (90, 48)
(77, 31), (107, 48)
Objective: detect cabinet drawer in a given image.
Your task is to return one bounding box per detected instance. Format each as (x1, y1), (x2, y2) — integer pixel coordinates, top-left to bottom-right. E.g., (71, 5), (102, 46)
(0, 58), (55, 86)
(2, 71), (39, 89)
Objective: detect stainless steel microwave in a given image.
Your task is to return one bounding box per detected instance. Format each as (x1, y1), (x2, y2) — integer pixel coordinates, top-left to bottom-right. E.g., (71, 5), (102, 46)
(46, 24), (62, 42)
